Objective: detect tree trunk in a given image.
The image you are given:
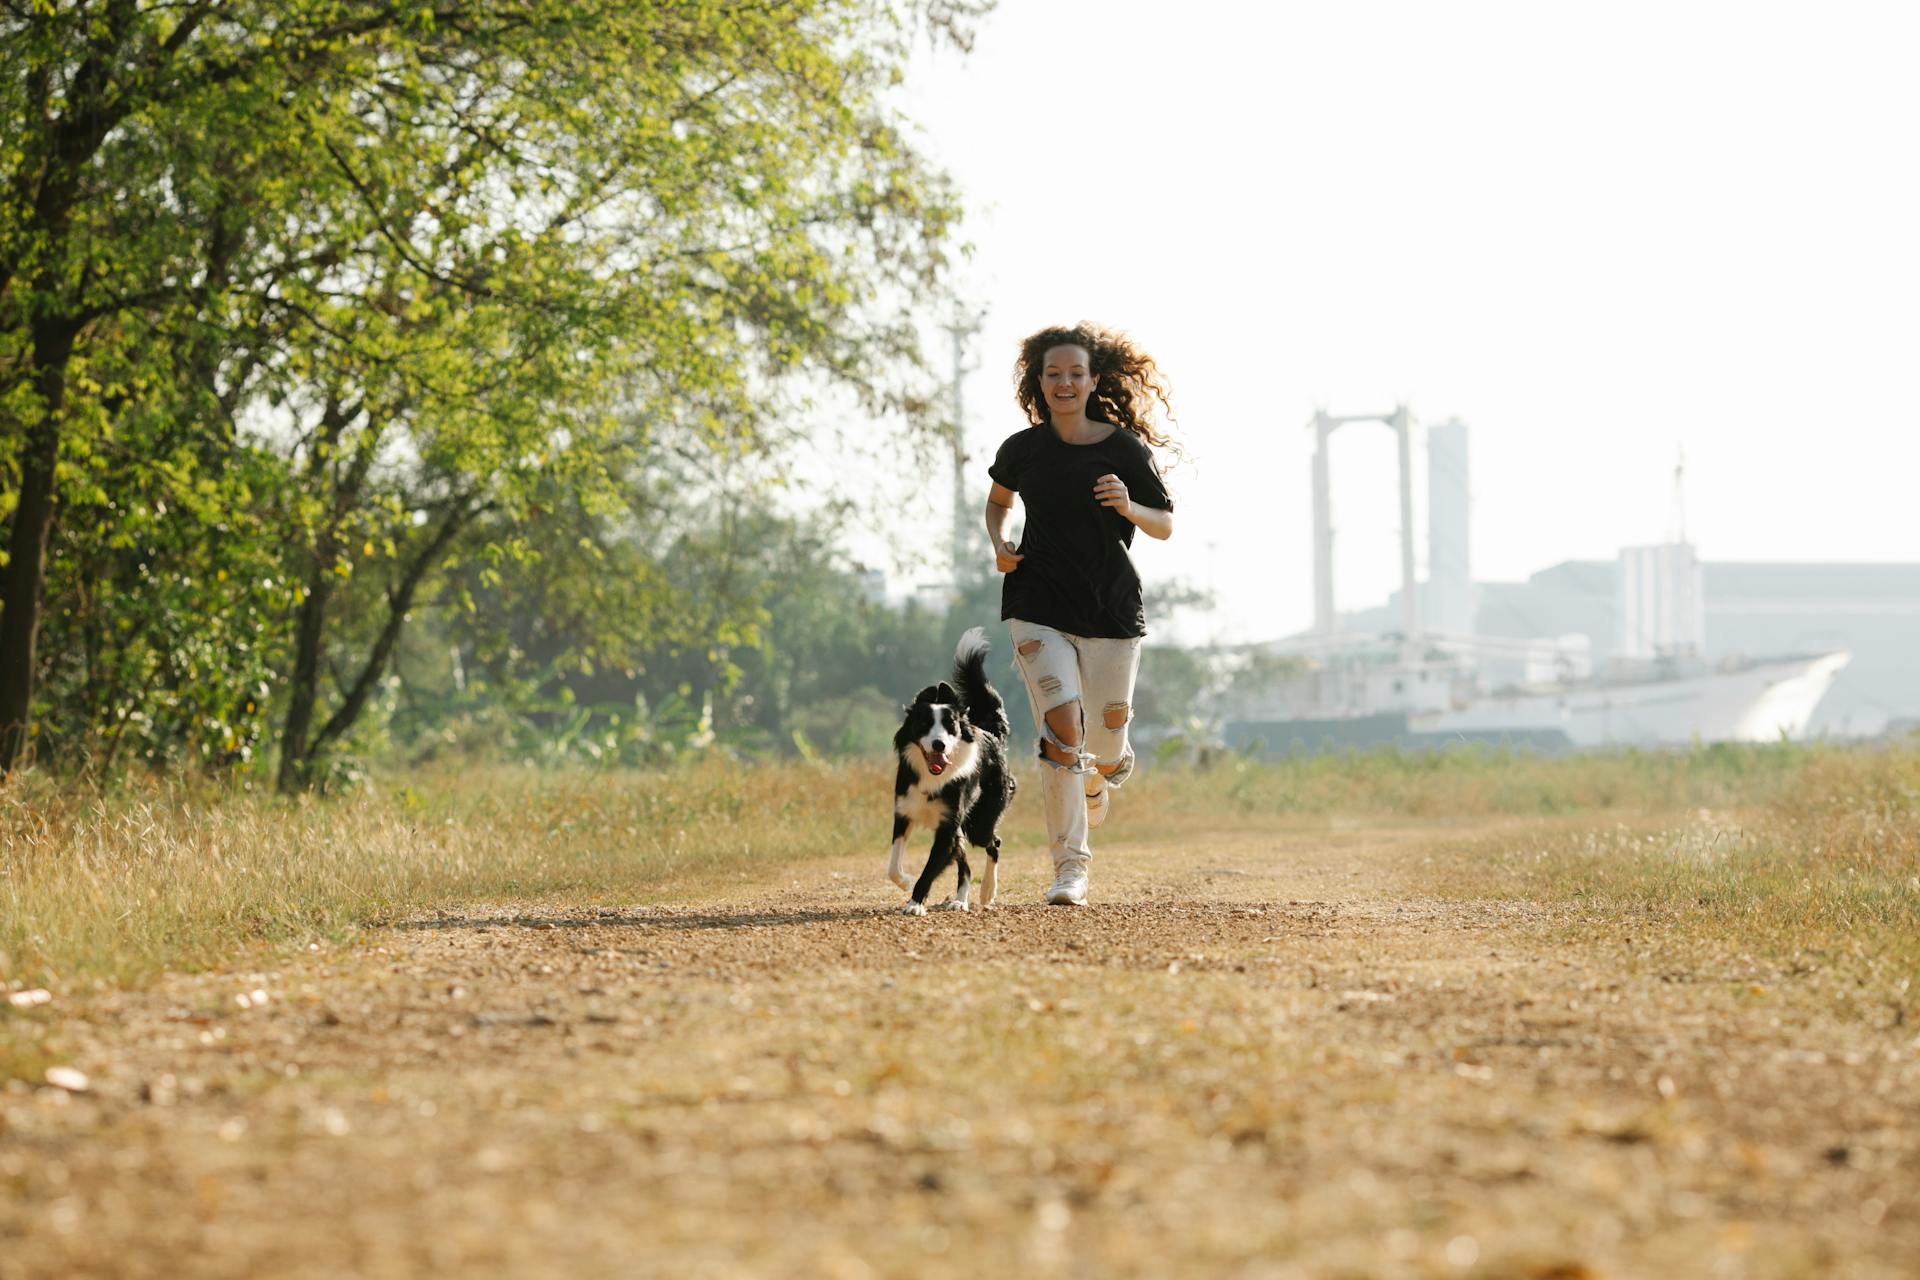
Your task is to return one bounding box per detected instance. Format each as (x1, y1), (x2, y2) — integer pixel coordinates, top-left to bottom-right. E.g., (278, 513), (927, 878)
(275, 570), (334, 793)
(0, 10), (142, 772)
(307, 506), (472, 763)
(0, 319), (80, 772)
(274, 400), (375, 792)
(276, 493), (475, 793)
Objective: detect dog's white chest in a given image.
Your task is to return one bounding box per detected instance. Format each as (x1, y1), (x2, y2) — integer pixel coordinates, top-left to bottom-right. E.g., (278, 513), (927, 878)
(896, 786), (951, 827)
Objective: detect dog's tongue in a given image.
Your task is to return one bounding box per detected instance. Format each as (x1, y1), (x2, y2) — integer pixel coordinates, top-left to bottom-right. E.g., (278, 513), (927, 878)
(926, 751), (949, 775)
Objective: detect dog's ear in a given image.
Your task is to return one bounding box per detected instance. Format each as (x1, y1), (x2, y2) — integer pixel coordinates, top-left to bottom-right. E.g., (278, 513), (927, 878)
(909, 684), (938, 708)
(935, 681), (959, 705)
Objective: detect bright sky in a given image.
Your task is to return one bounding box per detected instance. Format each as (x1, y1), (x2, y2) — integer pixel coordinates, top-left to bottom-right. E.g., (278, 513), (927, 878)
(889, 0), (1920, 644)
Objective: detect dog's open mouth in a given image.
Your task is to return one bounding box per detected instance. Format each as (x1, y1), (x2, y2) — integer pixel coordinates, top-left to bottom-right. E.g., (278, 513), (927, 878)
(924, 748), (949, 775)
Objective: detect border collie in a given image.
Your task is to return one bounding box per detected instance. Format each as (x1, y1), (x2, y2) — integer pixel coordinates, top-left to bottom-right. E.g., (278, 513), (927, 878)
(885, 627), (1017, 915)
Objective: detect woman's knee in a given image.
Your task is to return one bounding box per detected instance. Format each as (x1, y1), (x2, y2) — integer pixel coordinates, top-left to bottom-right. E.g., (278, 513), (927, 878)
(1037, 699), (1085, 766)
(1042, 699), (1083, 747)
(1083, 699), (1130, 757)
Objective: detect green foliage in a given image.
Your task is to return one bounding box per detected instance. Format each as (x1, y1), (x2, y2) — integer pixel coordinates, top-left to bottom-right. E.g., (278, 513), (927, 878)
(394, 502), (1017, 767)
(2, 1), (984, 783)
(39, 432), (292, 771)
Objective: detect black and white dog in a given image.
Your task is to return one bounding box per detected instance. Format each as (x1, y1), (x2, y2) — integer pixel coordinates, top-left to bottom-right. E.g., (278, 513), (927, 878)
(886, 627), (1017, 915)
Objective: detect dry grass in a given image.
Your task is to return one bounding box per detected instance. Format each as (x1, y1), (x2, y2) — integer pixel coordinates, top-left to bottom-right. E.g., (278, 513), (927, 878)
(1133, 738), (1830, 826)
(4, 742), (1914, 995)
(1400, 748), (1920, 988)
(1111, 742), (1919, 992)
(4, 745), (1918, 1277)
(0, 760), (879, 993)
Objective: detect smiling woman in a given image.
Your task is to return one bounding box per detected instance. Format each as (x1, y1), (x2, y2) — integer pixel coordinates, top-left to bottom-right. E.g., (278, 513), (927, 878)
(983, 322), (1180, 906)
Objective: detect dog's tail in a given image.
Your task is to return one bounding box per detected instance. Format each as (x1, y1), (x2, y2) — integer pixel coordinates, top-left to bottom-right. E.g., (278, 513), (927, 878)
(952, 626), (1010, 740)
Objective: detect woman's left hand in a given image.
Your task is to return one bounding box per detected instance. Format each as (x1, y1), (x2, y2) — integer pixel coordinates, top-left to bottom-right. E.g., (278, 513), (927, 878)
(1093, 473), (1132, 516)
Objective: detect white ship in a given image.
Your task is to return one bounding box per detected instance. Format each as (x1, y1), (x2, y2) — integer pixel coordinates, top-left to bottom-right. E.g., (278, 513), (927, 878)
(1224, 410), (1849, 755)
(1425, 651), (1849, 747)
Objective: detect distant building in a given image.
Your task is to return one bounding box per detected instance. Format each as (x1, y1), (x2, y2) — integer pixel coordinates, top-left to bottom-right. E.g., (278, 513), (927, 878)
(1615, 543), (1704, 659)
(1282, 409), (1913, 739)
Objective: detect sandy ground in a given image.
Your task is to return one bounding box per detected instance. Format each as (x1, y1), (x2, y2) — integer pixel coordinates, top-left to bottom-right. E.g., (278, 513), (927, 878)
(2, 820), (1915, 1279)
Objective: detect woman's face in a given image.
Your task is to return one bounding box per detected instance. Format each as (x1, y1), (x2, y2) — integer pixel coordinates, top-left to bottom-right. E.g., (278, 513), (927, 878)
(1038, 344), (1095, 418)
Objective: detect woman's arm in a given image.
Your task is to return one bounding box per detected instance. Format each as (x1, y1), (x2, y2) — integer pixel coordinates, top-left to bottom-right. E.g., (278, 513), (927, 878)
(1093, 474), (1174, 540)
(985, 483), (1024, 571)
(1126, 503), (1174, 540)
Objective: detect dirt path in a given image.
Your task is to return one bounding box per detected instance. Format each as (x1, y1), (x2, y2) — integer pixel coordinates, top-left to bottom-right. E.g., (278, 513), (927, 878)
(3, 824), (1915, 1279)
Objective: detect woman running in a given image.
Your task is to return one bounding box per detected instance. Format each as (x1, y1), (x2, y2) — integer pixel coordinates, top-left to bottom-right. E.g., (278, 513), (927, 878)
(984, 323), (1178, 905)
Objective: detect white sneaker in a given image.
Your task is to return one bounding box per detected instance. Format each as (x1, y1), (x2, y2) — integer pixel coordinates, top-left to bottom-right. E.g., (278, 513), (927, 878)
(1045, 859), (1089, 906)
(1085, 753), (1131, 831)
(1084, 778), (1110, 829)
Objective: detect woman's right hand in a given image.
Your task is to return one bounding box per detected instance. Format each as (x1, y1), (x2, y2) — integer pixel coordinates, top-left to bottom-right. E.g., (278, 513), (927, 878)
(994, 539), (1024, 573)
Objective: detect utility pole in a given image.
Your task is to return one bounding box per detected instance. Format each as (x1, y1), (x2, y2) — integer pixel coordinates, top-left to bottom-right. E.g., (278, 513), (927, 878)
(943, 310), (985, 588)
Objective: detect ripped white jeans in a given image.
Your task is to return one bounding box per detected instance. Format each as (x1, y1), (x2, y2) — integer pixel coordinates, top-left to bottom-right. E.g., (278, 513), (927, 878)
(1007, 619), (1142, 868)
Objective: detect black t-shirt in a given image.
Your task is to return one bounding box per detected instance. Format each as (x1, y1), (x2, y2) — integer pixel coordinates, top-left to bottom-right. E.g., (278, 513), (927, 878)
(988, 423), (1174, 639)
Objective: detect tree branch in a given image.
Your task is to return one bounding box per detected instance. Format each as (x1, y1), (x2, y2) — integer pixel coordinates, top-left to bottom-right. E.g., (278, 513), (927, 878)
(309, 496), (481, 755)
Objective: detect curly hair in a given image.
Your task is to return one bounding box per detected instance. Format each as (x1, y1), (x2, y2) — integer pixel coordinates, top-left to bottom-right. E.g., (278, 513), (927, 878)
(1013, 322), (1180, 453)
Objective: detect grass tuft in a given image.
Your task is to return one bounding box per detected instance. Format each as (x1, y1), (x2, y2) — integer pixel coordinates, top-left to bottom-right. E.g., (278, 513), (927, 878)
(1407, 746), (1920, 980)
(1127, 739), (1830, 827)
(0, 759), (878, 992)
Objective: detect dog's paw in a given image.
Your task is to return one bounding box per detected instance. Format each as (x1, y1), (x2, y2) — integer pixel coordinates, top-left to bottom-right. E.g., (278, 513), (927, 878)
(887, 869), (912, 890)
(898, 901), (928, 917)
(937, 899), (969, 912)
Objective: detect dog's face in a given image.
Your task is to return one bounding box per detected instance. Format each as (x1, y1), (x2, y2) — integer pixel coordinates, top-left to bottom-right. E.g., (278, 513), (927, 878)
(897, 681), (974, 777)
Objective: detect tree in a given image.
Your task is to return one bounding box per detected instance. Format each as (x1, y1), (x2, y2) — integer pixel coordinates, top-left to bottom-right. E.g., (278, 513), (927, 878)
(0, 1), (493, 769)
(0, 1), (983, 781)
(259, 2), (972, 788)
